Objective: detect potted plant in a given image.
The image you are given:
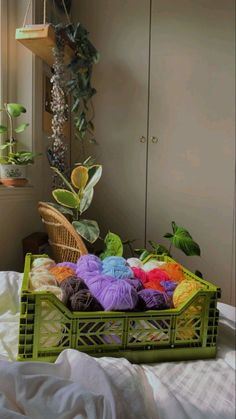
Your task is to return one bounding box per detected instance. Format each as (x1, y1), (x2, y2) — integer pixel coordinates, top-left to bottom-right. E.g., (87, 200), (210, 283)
(0, 102), (39, 187)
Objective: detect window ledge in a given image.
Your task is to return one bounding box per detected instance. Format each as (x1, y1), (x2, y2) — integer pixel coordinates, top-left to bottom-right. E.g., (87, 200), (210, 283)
(0, 184), (38, 200)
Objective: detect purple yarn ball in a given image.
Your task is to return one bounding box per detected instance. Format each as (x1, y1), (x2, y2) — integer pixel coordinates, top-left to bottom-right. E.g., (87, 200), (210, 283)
(76, 254), (102, 280)
(99, 280), (139, 311)
(138, 289), (169, 310)
(125, 278), (144, 292)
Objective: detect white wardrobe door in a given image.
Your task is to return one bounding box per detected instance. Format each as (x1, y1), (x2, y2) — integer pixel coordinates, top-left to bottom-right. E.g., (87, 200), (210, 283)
(147, 0), (235, 303)
(71, 0), (150, 248)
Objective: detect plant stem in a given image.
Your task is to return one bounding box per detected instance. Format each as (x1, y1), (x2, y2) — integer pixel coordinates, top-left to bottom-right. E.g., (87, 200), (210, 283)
(4, 103), (15, 154)
(168, 242), (173, 256)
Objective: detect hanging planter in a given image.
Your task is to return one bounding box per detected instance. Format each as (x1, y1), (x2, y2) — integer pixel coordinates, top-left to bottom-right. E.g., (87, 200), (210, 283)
(16, 0), (99, 177)
(15, 24), (74, 67)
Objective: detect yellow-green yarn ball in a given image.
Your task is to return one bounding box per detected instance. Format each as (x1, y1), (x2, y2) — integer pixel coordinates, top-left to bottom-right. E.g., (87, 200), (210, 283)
(173, 280), (203, 308)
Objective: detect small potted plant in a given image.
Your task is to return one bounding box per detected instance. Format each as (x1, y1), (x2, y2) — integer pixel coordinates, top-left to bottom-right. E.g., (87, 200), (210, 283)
(0, 103), (40, 187)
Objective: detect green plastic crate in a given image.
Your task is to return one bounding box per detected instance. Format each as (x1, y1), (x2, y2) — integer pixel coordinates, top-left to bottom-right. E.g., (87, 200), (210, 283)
(17, 253), (221, 363)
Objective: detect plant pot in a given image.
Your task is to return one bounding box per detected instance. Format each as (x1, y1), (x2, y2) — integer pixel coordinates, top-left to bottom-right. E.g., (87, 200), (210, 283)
(0, 164), (28, 187)
(15, 24), (74, 67)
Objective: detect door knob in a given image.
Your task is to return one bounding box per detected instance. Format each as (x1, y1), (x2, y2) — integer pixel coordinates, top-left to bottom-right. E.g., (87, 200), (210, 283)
(139, 136), (146, 143)
(151, 136), (159, 143)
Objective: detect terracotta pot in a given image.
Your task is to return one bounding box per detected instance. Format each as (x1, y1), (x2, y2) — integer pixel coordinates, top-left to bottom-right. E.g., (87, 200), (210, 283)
(0, 178), (28, 187)
(0, 164), (28, 187)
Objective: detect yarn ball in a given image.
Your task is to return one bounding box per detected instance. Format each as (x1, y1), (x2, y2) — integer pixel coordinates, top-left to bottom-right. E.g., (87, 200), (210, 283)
(160, 262), (185, 282)
(126, 258), (143, 268)
(142, 259), (165, 272)
(60, 276), (88, 294)
(36, 285), (64, 302)
(145, 280), (165, 292)
(99, 280), (139, 311)
(70, 289), (103, 312)
(76, 254), (102, 279)
(57, 261), (77, 271)
(32, 257), (56, 270)
(160, 280), (178, 293)
(138, 289), (169, 310)
(30, 267), (52, 275)
(132, 267), (148, 284)
(147, 268), (170, 283)
(125, 278), (144, 292)
(102, 256), (134, 279)
(143, 268), (171, 292)
(49, 266), (76, 284)
(173, 280), (204, 308)
(29, 272), (57, 290)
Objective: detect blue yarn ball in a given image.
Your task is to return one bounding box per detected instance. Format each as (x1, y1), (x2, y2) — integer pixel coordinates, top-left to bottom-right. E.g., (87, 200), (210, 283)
(102, 256), (134, 279)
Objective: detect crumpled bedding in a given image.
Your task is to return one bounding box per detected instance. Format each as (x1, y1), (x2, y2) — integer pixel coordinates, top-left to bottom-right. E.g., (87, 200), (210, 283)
(0, 271), (235, 419)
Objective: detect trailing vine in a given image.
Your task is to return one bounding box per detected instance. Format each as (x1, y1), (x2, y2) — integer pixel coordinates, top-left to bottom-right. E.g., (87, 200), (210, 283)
(55, 22), (99, 144)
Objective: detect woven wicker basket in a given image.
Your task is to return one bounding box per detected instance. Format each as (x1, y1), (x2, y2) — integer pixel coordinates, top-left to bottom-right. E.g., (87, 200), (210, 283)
(38, 202), (88, 263)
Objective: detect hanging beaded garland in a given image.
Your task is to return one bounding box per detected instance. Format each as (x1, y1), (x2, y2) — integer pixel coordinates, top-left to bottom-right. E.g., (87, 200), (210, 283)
(47, 30), (68, 186)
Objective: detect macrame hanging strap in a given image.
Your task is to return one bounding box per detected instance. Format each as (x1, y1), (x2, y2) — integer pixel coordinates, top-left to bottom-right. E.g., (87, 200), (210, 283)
(22, 0), (32, 27)
(61, 0), (71, 25)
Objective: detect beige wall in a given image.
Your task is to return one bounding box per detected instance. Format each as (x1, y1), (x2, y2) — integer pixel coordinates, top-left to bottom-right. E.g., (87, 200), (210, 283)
(71, 0), (235, 305)
(0, 0), (46, 272)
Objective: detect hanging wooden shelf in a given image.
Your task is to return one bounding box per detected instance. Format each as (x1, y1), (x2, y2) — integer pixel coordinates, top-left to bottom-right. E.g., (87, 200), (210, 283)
(15, 24), (74, 67)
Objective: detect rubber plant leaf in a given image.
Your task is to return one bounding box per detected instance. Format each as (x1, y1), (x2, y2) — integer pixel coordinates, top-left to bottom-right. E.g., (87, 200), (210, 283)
(6, 103), (26, 117)
(84, 165), (102, 191)
(100, 232), (123, 260)
(72, 219), (99, 243)
(14, 123), (29, 133)
(51, 166), (77, 194)
(164, 221), (201, 256)
(45, 202), (74, 217)
(52, 189), (80, 209)
(71, 165), (89, 190)
(79, 187), (94, 214)
(0, 125), (7, 133)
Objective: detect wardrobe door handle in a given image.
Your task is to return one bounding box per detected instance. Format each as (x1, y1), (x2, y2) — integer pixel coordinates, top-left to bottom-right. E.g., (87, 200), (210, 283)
(139, 136), (146, 143)
(151, 136), (159, 143)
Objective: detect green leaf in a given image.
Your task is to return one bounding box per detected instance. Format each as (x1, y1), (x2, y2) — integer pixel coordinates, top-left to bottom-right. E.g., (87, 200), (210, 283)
(0, 125), (7, 134)
(100, 231), (123, 260)
(79, 187), (94, 213)
(45, 202), (74, 217)
(6, 103), (26, 117)
(164, 221), (201, 256)
(0, 143), (10, 150)
(148, 241), (170, 255)
(52, 189), (80, 209)
(50, 166), (77, 194)
(139, 250), (151, 261)
(72, 219), (99, 243)
(14, 123), (29, 133)
(84, 164), (102, 191)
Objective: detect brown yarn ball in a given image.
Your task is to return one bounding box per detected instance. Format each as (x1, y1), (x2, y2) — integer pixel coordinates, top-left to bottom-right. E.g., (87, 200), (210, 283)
(70, 289), (103, 312)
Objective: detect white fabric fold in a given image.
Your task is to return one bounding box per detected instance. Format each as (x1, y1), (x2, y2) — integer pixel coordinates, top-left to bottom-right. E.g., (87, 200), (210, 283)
(0, 271), (235, 419)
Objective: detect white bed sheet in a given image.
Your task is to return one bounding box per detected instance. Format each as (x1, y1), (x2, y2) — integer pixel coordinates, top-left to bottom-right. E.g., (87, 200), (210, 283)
(0, 271), (235, 419)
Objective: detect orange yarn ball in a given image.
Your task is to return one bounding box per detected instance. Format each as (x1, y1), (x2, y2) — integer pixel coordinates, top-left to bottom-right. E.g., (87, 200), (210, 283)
(160, 262), (185, 282)
(145, 280), (165, 292)
(49, 266), (76, 284)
